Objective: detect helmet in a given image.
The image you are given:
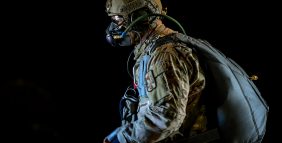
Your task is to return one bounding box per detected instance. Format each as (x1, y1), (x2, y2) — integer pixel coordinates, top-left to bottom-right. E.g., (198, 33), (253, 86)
(105, 0), (165, 19)
(105, 0), (165, 47)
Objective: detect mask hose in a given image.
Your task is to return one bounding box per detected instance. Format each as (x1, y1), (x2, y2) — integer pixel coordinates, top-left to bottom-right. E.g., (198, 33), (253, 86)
(121, 13), (187, 38)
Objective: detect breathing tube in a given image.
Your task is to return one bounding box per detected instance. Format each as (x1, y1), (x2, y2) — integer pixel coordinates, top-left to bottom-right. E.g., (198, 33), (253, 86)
(121, 13), (187, 38)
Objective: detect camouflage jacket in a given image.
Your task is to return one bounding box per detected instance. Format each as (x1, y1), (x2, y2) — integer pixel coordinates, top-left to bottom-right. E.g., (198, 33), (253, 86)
(115, 21), (206, 143)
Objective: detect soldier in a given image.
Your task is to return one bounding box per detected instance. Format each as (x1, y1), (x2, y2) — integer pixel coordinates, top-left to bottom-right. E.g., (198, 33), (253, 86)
(103, 0), (208, 143)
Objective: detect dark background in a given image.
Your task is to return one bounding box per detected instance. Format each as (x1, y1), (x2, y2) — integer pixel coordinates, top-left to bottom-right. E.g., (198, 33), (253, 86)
(1, 0), (278, 142)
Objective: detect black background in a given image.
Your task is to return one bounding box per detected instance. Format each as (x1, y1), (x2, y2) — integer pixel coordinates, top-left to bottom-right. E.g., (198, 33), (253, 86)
(0, 0), (278, 142)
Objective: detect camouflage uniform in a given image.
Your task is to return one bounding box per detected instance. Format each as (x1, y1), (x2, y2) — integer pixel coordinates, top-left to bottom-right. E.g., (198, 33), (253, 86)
(115, 20), (207, 143)
(105, 1), (269, 142)
(105, 0), (207, 142)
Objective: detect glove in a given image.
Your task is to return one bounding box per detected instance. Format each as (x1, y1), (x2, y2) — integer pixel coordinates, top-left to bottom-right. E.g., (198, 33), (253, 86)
(104, 128), (120, 143)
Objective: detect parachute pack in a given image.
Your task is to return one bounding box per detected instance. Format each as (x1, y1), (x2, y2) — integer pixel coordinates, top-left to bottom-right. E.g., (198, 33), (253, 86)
(151, 33), (269, 143)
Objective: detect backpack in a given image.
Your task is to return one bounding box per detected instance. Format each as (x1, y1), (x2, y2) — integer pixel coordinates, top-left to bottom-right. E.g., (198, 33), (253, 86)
(151, 33), (269, 143)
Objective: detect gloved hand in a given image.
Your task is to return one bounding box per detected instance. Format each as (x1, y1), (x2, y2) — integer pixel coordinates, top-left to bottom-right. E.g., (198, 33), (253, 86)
(103, 128), (120, 143)
(119, 85), (139, 125)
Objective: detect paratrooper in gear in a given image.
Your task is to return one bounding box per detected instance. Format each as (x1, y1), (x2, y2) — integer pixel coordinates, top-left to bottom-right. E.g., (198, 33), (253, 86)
(104, 0), (208, 142)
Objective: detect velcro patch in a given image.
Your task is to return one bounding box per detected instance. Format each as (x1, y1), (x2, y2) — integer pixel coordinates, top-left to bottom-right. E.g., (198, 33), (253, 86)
(145, 70), (156, 92)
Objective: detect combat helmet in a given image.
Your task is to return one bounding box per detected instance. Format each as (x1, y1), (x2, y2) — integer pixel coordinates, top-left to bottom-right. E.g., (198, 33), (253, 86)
(105, 0), (165, 20)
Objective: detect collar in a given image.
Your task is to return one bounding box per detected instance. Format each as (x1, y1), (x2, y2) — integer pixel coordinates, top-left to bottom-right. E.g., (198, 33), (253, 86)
(133, 20), (176, 60)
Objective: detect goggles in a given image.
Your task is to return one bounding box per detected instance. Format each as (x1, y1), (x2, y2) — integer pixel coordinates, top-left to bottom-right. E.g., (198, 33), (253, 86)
(111, 15), (125, 25)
